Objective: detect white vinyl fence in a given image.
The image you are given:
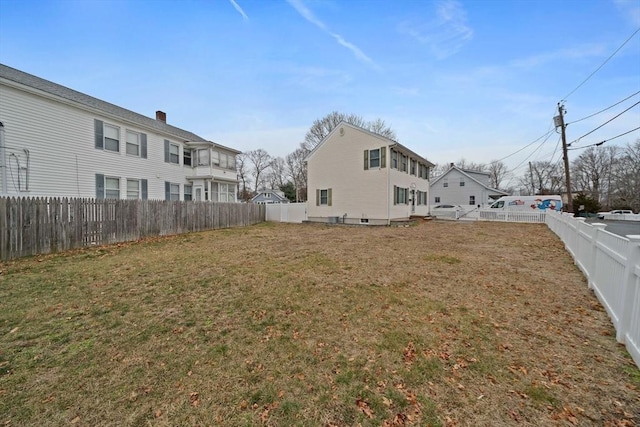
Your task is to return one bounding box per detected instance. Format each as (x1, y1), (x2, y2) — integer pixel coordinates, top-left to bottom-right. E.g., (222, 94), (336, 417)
(546, 211), (640, 368)
(265, 203), (307, 223)
(432, 209), (547, 223)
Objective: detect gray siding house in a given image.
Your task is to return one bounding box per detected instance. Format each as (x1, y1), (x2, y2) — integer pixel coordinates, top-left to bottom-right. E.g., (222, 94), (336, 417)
(430, 164), (507, 209)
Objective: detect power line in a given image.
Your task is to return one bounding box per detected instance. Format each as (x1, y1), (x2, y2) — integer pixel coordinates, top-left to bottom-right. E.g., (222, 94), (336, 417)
(568, 126), (640, 151)
(493, 127), (555, 163)
(567, 100), (640, 146)
(561, 26), (640, 101)
(508, 132), (558, 174)
(566, 90), (640, 125)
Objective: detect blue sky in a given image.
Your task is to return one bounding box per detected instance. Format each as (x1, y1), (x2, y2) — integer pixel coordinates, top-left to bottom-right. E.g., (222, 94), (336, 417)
(1, 0), (639, 178)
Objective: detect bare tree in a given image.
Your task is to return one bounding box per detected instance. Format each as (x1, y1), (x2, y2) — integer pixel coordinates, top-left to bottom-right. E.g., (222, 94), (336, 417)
(246, 149), (273, 193)
(611, 139), (640, 211)
(455, 158), (486, 172)
(303, 111), (396, 151)
(285, 146), (308, 202)
(487, 160), (510, 190)
(236, 152), (253, 201)
(266, 156), (287, 190)
(519, 161), (564, 195)
(570, 146), (619, 206)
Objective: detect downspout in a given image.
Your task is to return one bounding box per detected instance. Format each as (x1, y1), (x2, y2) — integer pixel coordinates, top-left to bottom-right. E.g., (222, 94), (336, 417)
(387, 147), (391, 225)
(0, 122), (6, 195)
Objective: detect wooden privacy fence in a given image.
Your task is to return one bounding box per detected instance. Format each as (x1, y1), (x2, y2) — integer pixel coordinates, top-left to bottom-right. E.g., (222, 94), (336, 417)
(0, 197), (265, 261)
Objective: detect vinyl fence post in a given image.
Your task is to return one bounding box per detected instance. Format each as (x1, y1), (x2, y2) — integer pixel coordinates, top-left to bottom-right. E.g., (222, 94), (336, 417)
(617, 235), (640, 344)
(588, 223), (607, 290)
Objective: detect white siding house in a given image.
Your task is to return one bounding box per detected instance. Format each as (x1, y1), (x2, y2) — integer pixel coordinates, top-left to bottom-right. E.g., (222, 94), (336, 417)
(306, 122), (433, 225)
(430, 164), (507, 209)
(0, 64), (240, 201)
(251, 189), (289, 204)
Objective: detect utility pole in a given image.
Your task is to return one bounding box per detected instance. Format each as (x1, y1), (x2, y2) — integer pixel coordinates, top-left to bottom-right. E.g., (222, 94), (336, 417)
(556, 103), (573, 213)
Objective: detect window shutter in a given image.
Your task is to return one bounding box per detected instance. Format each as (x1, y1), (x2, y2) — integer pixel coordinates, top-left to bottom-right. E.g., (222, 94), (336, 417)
(141, 179), (148, 200)
(316, 189), (320, 206)
(94, 119), (104, 149)
(380, 146), (386, 168)
(328, 188), (332, 206)
(140, 133), (147, 159)
(406, 188), (409, 205)
(393, 185), (397, 205)
(364, 150), (369, 170)
(165, 181), (170, 200)
(164, 140), (170, 163)
(95, 174), (104, 199)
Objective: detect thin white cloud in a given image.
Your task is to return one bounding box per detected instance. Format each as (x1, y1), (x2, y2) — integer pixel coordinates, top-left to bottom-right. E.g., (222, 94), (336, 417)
(286, 0), (379, 70)
(510, 44), (607, 69)
(398, 0), (473, 59)
(228, 0), (249, 20)
(614, 0), (640, 26)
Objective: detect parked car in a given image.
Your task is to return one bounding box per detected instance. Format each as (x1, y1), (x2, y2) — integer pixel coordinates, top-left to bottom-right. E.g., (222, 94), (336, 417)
(597, 210), (633, 219)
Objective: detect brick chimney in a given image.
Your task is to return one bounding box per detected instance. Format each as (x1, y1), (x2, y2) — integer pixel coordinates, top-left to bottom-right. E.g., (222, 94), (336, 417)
(156, 110), (166, 123)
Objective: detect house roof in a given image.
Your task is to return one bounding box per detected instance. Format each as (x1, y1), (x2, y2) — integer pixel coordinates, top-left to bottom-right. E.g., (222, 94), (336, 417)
(250, 189), (288, 202)
(304, 121), (434, 166)
(431, 164), (508, 195)
(0, 63), (240, 154)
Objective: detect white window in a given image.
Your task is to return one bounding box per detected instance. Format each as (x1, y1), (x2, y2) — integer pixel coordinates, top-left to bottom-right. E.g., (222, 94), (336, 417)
(443, 178), (448, 187)
(227, 154), (236, 169)
(104, 124), (120, 152)
(184, 149), (192, 166)
(220, 153), (228, 169)
(320, 189), (328, 205)
(401, 154), (407, 172)
(217, 183), (235, 202)
(435, 196), (440, 203)
(105, 177), (120, 199)
(184, 184), (193, 201)
(369, 149), (380, 168)
(391, 150), (398, 169)
(170, 183), (180, 201)
(211, 151), (220, 166)
(410, 160), (416, 175)
(126, 179), (140, 199)
(126, 131), (140, 156)
(460, 177), (465, 186)
(197, 149), (210, 166)
(395, 187), (407, 204)
(169, 144), (179, 164)
(469, 195), (475, 205)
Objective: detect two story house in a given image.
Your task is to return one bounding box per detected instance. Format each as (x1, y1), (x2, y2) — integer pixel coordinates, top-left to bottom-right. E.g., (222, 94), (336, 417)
(0, 64), (239, 201)
(306, 121), (433, 225)
(430, 163), (507, 209)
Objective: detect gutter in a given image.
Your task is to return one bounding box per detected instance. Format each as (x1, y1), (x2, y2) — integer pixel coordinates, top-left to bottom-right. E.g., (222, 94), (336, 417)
(0, 122), (6, 195)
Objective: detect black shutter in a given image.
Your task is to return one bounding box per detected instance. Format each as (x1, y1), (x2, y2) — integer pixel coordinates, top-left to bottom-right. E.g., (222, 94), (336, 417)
(380, 147), (386, 168)
(164, 140), (170, 163)
(165, 181), (170, 200)
(140, 133), (147, 159)
(94, 119), (103, 149)
(316, 189), (320, 206)
(141, 179), (148, 200)
(393, 185), (397, 205)
(364, 150), (369, 170)
(328, 188), (332, 206)
(95, 174), (104, 199)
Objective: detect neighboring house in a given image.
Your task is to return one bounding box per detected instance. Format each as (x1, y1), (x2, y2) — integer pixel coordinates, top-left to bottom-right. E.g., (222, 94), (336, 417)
(305, 121), (434, 225)
(251, 189), (289, 204)
(0, 64), (240, 201)
(430, 163), (507, 209)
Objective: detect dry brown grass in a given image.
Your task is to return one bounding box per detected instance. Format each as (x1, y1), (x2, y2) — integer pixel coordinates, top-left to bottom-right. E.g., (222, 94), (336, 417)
(0, 220), (638, 426)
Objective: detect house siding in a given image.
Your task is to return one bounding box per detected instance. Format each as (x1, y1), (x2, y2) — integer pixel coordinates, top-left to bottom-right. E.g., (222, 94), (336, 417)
(431, 168), (504, 207)
(307, 124), (429, 223)
(0, 77), (236, 201)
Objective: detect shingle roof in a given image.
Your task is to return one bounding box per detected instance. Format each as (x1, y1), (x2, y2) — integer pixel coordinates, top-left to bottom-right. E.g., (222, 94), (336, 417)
(0, 63), (240, 153)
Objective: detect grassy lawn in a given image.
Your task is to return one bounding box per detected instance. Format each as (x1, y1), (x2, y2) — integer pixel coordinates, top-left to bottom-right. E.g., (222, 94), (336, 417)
(1, 221), (638, 426)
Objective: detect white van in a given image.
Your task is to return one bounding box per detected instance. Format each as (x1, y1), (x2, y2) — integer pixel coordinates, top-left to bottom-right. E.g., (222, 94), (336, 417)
(489, 195), (563, 212)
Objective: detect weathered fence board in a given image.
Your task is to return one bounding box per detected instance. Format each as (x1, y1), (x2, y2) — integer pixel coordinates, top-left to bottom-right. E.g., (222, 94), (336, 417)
(0, 197), (265, 261)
